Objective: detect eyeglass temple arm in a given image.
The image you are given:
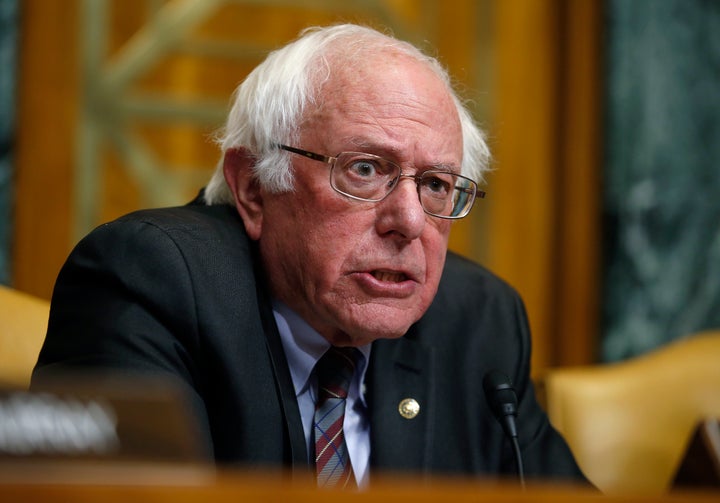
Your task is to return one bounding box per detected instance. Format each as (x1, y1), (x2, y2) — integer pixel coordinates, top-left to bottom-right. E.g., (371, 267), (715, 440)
(276, 144), (334, 164)
(455, 186), (486, 198)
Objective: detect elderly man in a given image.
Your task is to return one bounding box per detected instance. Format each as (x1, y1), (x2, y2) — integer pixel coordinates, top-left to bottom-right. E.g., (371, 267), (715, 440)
(34, 24), (585, 488)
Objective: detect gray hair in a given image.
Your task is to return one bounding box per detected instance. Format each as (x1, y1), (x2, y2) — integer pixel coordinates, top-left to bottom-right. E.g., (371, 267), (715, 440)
(204, 24), (491, 205)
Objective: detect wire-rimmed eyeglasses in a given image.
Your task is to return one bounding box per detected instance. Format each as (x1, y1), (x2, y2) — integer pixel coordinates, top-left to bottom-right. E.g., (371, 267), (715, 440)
(277, 144), (485, 219)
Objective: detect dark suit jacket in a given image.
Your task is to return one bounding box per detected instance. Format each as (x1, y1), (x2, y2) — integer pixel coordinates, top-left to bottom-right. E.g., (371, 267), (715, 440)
(33, 200), (585, 482)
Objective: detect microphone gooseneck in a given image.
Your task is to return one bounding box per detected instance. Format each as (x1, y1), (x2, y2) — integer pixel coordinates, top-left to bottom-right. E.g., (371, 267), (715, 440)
(483, 369), (525, 488)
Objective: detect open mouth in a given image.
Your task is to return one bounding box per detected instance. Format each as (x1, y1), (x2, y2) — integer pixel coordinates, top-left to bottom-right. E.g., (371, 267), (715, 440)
(371, 270), (408, 283)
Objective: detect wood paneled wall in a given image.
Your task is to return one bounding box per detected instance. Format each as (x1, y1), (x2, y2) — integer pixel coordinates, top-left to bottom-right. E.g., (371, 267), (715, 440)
(488, 0), (602, 370)
(13, 0), (78, 300)
(12, 0), (602, 372)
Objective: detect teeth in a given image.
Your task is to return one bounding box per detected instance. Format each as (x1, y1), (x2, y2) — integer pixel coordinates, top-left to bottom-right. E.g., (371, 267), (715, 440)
(372, 271), (405, 282)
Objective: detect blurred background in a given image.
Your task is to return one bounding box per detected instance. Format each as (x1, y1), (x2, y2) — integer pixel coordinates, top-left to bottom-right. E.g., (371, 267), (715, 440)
(0, 0), (718, 377)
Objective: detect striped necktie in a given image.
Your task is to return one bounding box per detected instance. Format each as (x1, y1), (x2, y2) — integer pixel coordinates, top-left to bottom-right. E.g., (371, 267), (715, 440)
(313, 346), (357, 488)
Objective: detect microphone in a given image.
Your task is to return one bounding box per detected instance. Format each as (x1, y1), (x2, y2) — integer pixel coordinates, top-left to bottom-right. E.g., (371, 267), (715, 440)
(483, 369), (525, 488)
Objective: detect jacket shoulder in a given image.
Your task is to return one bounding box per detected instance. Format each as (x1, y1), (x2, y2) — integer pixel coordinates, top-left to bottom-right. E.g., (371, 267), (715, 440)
(440, 251), (522, 305)
(110, 203), (243, 237)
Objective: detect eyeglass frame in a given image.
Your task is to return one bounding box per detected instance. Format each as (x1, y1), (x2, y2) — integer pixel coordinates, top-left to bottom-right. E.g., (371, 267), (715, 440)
(276, 144), (485, 219)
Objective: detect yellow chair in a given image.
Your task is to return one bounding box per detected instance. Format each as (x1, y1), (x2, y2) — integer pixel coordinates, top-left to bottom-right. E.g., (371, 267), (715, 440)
(543, 330), (720, 495)
(0, 285), (50, 388)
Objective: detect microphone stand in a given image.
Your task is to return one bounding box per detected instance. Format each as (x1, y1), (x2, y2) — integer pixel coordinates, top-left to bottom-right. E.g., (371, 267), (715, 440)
(483, 370), (526, 490)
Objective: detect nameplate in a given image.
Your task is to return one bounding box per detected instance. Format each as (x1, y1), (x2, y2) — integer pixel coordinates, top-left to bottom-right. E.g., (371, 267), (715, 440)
(0, 375), (209, 464)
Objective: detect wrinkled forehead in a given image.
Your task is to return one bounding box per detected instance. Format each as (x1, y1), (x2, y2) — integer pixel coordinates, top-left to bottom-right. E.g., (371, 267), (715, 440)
(308, 47), (456, 121)
(298, 62), (463, 175)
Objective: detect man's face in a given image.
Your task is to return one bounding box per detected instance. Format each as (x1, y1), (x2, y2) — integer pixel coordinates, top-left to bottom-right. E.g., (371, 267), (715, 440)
(254, 52), (463, 346)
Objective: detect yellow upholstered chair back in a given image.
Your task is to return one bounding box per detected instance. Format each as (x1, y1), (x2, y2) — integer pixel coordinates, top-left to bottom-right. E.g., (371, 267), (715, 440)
(0, 285), (50, 388)
(543, 330), (720, 495)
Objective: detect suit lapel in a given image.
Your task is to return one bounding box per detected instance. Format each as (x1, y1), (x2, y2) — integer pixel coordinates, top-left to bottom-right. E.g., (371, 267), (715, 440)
(367, 331), (435, 472)
(253, 255), (310, 476)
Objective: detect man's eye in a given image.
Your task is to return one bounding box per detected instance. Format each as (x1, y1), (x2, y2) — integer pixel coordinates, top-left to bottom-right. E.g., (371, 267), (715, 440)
(348, 160), (379, 178)
(423, 175), (451, 194)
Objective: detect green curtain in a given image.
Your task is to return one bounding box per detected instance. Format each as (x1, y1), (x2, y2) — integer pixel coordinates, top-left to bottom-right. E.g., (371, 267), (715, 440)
(0, 0), (19, 285)
(602, 0), (720, 361)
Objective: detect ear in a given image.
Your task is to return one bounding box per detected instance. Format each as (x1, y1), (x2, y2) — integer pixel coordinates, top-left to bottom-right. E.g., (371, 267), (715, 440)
(223, 147), (263, 240)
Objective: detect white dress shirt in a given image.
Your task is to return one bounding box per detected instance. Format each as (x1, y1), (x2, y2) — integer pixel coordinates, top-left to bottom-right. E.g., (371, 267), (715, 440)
(272, 301), (371, 487)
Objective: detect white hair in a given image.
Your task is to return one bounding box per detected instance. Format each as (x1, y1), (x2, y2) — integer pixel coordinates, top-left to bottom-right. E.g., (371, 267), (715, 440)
(204, 24), (491, 205)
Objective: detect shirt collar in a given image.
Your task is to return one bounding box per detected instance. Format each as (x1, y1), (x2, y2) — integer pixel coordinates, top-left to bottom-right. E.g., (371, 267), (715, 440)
(272, 300), (371, 403)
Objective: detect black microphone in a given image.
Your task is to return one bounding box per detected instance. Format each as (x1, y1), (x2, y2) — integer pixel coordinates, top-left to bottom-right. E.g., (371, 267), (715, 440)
(483, 369), (525, 488)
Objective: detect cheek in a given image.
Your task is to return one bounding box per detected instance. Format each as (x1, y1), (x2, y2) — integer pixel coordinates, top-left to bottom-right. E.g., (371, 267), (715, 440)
(258, 198), (314, 287)
(426, 221), (452, 261)
(260, 195), (366, 289)
(421, 224), (451, 290)
(305, 215), (368, 278)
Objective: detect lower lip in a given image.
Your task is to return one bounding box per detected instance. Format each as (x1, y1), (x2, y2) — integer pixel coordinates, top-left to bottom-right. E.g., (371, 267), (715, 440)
(351, 272), (418, 297)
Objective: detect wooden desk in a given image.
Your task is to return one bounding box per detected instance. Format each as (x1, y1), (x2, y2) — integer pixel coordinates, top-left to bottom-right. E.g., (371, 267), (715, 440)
(0, 463), (718, 503)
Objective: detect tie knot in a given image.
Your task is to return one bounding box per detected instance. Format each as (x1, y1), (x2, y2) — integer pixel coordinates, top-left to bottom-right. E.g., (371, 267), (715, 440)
(316, 346), (358, 401)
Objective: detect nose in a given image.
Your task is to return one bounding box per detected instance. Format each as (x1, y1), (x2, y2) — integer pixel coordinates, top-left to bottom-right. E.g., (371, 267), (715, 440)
(374, 175), (426, 240)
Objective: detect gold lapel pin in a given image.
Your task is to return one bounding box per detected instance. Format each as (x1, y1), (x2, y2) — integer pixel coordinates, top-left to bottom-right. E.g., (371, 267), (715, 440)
(398, 398), (420, 419)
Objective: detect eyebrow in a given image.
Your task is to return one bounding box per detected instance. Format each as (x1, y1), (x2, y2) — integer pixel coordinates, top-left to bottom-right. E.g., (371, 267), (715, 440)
(343, 138), (461, 173)
(344, 138), (397, 155)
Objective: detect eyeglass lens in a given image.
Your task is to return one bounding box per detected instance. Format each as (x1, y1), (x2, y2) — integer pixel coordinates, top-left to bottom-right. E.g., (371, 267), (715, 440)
(330, 153), (475, 218)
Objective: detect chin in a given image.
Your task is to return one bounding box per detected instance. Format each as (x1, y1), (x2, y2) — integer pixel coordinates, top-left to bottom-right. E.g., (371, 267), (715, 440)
(338, 310), (420, 345)
(317, 296), (429, 346)
(328, 326), (407, 348)
(359, 326), (408, 343)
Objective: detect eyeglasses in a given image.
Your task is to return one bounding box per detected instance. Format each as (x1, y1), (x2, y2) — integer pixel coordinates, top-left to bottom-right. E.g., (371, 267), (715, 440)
(277, 144), (484, 219)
